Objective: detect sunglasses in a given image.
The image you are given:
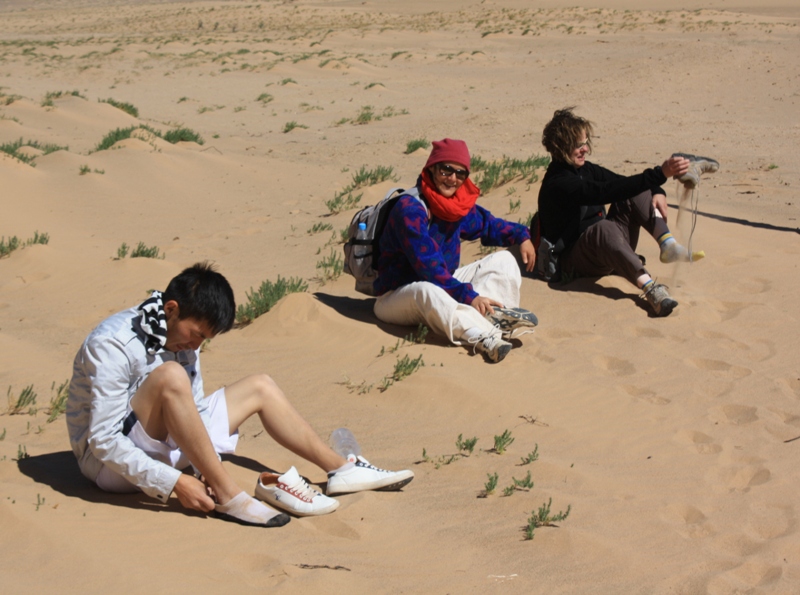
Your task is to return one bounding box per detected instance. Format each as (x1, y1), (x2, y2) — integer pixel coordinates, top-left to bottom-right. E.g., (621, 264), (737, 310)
(436, 164), (469, 181)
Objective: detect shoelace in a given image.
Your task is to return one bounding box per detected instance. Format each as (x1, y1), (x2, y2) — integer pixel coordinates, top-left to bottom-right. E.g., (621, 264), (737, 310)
(281, 475), (321, 502)
(467, 324), (502, 354)
(355, 456), (389, 473)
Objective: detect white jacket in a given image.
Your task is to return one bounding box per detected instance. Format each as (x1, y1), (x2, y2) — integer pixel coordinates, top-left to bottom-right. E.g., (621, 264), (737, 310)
(66, 307), (208, 502)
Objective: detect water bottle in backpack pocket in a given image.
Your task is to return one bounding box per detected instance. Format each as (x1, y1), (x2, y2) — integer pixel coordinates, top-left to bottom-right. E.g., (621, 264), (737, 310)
(343, 187), (427, 296)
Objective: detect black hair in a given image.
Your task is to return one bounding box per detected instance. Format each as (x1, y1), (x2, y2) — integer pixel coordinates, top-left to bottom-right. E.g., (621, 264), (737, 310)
(163, 262), (235, 335)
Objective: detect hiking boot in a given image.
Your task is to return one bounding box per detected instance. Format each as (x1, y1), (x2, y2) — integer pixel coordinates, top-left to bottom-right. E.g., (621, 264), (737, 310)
(256, 466), (340, 517)
(643, 283), (678, 317)
(672, 152), (719, 188)
(470, 333), (513, 363)
(326, 455), (414, 495)
(485, 307), (538, 338)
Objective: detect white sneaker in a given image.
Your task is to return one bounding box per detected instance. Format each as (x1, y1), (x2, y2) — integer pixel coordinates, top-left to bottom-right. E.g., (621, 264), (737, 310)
(255, 466), (340, 517)
(326, 455), (414, 495)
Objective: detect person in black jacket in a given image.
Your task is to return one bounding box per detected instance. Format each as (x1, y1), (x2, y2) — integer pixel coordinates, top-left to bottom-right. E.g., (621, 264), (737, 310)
(537, 107), (707, 316)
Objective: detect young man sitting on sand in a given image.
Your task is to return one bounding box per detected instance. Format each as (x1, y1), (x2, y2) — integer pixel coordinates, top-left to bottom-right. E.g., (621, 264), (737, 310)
(66, 262), (413, 527)
(536, 107), (718, 316)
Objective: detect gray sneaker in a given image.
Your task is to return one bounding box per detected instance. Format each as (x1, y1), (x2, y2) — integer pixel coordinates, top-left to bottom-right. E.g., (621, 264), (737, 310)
(485, 307), (538, 338)
(643, 283), (678, 317)
(470, 333), (513, 363)
(672, 152), (719, 188)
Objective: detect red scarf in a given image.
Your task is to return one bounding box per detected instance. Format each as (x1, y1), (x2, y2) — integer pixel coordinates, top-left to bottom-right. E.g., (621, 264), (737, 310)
(419, 169), (480, 222)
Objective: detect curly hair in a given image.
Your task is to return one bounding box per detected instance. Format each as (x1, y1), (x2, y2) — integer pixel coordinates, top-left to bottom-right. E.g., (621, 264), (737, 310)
(541, 107), (594, 164)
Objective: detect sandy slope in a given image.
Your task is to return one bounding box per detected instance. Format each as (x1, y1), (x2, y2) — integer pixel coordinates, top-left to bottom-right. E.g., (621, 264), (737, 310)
(1, 1), (799, 593)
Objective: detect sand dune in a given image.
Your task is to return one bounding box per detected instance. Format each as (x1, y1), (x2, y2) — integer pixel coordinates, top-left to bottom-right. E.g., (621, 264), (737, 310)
(1, 0), (798, 592)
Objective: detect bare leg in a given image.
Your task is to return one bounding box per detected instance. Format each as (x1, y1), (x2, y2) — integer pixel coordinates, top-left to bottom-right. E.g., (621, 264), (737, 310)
(224, 374), (347, 472)
(130, 362), (242, 505)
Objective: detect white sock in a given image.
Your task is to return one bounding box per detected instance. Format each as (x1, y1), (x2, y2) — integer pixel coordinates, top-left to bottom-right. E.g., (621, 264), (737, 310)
(215, 492), (284, 525)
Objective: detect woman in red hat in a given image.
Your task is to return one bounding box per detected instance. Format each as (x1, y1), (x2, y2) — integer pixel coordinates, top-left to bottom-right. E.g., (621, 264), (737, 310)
(372, 138), (537, 363)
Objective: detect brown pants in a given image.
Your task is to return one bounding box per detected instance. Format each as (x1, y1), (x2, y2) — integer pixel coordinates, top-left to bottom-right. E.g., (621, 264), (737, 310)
(560, 191), (656, 285)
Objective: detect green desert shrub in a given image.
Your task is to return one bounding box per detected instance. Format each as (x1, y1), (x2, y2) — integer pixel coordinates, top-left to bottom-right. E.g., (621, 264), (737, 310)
(100, 98), (139, 118)
(235, 276), (308, 326)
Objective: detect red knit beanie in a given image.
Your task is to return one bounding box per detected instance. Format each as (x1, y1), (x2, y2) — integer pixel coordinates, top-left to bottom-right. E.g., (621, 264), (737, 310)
(424, 138), (471, 173)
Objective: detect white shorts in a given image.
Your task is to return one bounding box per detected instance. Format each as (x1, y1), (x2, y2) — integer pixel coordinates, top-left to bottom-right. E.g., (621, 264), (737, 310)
(95, 388), (238, 493)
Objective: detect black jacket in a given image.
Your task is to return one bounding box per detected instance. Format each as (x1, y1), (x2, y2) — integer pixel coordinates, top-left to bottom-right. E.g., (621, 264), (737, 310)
(537, 159), (667, 253)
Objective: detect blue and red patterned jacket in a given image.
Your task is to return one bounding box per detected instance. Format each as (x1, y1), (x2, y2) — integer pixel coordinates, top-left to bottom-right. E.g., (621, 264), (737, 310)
(374, 186), (531, 304)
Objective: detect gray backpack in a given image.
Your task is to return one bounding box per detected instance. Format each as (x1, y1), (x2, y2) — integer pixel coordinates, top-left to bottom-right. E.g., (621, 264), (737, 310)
(343, 187), (427, 295)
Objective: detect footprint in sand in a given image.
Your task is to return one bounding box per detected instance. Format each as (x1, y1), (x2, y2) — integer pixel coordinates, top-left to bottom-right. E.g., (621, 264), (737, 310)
(708, 404), (759, 426)
(736, 277), (772, 295)
(661, 503), (714, 539)
(633, 326), (663, 339)
(621, 384), (671, 405)
(712, 299), (754, 323)
(747, 503), (794, 540)
(594, 355), (635, 377)
(709, 532), (763, 557)
(674, 429), (722, 454)
(708, 559), (783, 591)
(777, 376), (800, 399)
(717, 465), (771, 491)
(687, 358), (751, 379)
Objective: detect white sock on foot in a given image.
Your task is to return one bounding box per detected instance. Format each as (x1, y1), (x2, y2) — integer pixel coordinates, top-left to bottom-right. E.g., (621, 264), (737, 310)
(215, 492), (286, 526)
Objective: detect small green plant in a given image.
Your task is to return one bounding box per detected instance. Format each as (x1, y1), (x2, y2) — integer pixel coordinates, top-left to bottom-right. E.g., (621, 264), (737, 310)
(378, 354), (425, 392)
(283, 121), (308, 133)
(79, 164), (91, 175)
(130, 242), (162, 259)
(163, 127), (204, 145)
(25, 231), (48, 246)
(377, 324), (429, 356)
(41, 90), (84, 107)
(235, 275), (308, 326)
(337, 376), (373, 395)
(513, 470), (534, 490)
(325, 192), (362, 215)
(524, 498), (572, 540)
(100, 98), (139, 117)
(355, 105), (375, 124)
(6, 385), (37, 415)
(493, 429), (515, 454)
(256, 93), (274, 104)
(116, 242), (129, 259)
(482, 472), (499, 496)
(365, 82), (383, 90)
(349, 165), (397, 189)
(503, 485), (516, 497)
(315, 248), (344, 282)
(16, 444), (30, 460)
(308, 222), (333, 235)
(0, 236), (20, 258)
(519, 445), (539, 465)
(456, 434), (478, 455)
(518, 212), (534, 228)
(0, 138), (68, 165)
(405, 138), (429, 154)
(35, 493), (45, 511)
(768, 163), (778, 170)
(91, 124), (161, 153)
(508, 198), (521, 213)
(471, 154), (550, 191)
(46, 380), (69, 423)
(279, 78), (297, 85)
(0, 428), (6, 441)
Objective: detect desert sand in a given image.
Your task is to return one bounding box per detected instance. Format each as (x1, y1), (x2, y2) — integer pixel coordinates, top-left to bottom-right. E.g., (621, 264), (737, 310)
(1, 0), (799, 592)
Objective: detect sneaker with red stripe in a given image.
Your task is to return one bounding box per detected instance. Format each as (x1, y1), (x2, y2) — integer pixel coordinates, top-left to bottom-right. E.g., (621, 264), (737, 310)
(255, 466), (340, 517)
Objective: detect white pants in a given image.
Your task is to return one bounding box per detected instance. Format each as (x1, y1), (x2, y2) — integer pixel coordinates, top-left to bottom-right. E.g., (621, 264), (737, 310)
(374, 251), (522, 344)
